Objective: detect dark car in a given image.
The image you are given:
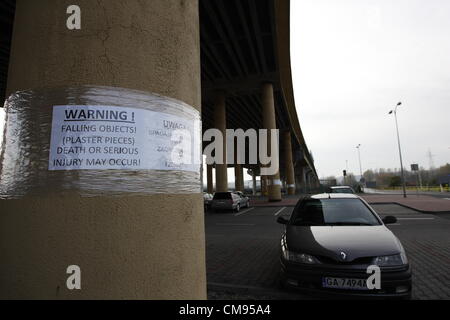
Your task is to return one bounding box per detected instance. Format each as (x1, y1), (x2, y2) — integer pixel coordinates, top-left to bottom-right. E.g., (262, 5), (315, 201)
(277, 193), (411, 299)
(330, 186), (355, 194)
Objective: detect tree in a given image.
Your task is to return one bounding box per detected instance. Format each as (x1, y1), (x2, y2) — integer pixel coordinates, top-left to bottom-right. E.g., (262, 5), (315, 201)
(363, 169), (375, 181)
(389, 176), (402, 188)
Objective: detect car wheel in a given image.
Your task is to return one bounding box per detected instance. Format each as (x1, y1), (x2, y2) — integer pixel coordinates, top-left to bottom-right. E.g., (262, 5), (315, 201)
(246, 200), (250, 208)
(235, 204), (240, 212)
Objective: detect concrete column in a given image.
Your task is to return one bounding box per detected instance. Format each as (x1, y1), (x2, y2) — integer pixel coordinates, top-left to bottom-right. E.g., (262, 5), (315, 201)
(207, 165), (214, 194)
(301, 167), (308, 194)
(214, 92), (228, 192)
(261, 83), (281, 201)
(234, 165), (244, 192)
(306, 171), (312, 194)
(0, 0), (205, 299)
(283, 131), (296, 195)
(261, 175), (267, 196)
(252, 171), (257, 195)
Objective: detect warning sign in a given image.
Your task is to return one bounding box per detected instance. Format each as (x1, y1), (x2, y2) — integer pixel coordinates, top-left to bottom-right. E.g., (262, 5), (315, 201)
(49, 105), (200, 172)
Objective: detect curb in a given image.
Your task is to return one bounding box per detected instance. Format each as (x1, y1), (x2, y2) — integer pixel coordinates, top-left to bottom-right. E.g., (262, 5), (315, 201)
(367, 201), (450, 215)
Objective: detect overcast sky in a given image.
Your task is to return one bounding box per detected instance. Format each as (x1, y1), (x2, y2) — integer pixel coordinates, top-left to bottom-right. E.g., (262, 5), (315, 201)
(291, 0), (450, 178)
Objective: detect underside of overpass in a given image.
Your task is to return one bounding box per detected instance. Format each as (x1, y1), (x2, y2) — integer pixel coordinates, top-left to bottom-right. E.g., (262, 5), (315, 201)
(199, 0), (318, 190)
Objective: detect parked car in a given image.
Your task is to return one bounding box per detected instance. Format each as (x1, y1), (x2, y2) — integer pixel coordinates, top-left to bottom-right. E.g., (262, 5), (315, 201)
(277, 193), (411, 299)
(211, 192), (249, 212)
(203, 193), (213, 211)
(330, 186), (355, 194)
(234, 191), (250, 208)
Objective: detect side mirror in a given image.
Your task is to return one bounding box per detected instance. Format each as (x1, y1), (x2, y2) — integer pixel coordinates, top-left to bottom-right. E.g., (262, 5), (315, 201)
(277, 216), (288, 225)
(383, 216), (397, 225)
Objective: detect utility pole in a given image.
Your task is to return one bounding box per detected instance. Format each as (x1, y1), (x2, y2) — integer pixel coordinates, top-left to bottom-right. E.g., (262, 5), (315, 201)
(356, 144), (364, 186)
(389, 102), (407, 198)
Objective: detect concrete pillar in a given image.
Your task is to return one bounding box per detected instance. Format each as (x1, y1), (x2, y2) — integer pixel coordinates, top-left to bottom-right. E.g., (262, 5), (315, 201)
(252, 171), (257, 196)
(261, 175), (267, 196)
(0, 0), (205, 299)
(283, 131), (296, 195)
(261, 83), (281, 201)
(207, 165), (214, 194)
(306, 171), (312, 194)
(234, 165), (244, 192)
(214, 92), (228, 192)
(301, 167), (308, 194)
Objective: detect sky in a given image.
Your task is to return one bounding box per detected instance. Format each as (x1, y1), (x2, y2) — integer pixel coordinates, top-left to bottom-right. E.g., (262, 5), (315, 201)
(291, 0), (450, 178)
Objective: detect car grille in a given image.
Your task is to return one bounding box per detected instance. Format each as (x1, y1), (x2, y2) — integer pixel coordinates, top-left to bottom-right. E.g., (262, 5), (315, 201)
(316, 255), (374, 265)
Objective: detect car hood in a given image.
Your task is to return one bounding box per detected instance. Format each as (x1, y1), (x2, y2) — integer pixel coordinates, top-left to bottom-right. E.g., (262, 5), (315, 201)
(286, 225), (402, 262)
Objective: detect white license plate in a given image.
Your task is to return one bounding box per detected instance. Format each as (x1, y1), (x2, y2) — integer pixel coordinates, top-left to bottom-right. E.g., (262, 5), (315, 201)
(322, 277), (368, 290)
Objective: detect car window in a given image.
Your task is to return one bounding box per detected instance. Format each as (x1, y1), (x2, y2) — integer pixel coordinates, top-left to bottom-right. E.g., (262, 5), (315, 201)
(331, 188), (353, 194)
(213, 192), (232, 200)
(291, 198), (381, 226)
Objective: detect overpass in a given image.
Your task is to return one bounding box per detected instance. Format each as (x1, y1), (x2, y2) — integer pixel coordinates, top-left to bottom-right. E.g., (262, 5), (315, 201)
(199, 0), (319, 199)
(0, 0), (318, 299)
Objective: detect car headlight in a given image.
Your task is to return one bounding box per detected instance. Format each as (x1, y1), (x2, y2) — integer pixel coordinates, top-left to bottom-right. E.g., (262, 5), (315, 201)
(373, 253), (408, 266)
(283, 249), (321, 264)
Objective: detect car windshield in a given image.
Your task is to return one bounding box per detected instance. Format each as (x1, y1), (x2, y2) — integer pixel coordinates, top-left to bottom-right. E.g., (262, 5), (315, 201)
(213, 192), (232, 200)
(291, 198), (381, 226)
(331, 188), (353, 194)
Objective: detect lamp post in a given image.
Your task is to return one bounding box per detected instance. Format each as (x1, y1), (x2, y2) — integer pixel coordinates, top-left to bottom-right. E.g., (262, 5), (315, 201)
(344, 160), (349, 185)
(356, 144), (363, 184)
(389, 102), (407, 198)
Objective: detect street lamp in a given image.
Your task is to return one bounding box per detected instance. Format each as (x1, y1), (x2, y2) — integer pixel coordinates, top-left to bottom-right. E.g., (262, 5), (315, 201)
(389, 102), (407, 198)
(356, 144), (363, 185)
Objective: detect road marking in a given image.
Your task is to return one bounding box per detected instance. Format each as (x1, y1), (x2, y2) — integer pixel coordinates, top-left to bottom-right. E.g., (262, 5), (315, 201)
(444, 198), (450, 200)
(215, 223), (255, 226)
(234, 207), (255, 217)
(397, 217), (435, 220)
(274, 207), (287, 216)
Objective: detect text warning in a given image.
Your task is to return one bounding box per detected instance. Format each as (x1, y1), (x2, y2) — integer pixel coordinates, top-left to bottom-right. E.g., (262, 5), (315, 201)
(49, 105), (200, 172)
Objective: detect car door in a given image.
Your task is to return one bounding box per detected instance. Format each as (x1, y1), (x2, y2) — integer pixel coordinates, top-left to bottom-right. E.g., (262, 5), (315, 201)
(239, 193), (247, 208)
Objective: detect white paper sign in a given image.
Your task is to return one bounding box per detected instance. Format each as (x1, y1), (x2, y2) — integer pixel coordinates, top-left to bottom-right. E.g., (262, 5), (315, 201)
(49, 105), (201, 172)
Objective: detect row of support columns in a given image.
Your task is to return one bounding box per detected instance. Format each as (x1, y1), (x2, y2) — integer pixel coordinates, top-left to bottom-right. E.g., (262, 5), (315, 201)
(206, 162), (308, 196)
(293, 165), (320, 194)
(206, 83), (303, 201)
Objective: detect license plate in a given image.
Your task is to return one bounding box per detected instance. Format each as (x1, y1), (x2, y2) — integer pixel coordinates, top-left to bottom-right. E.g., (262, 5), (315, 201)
(322, 277), (368, 290)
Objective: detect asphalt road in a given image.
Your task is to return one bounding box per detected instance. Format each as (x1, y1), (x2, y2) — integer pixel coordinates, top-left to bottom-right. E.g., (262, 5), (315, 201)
(205, 203), (450, 300)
